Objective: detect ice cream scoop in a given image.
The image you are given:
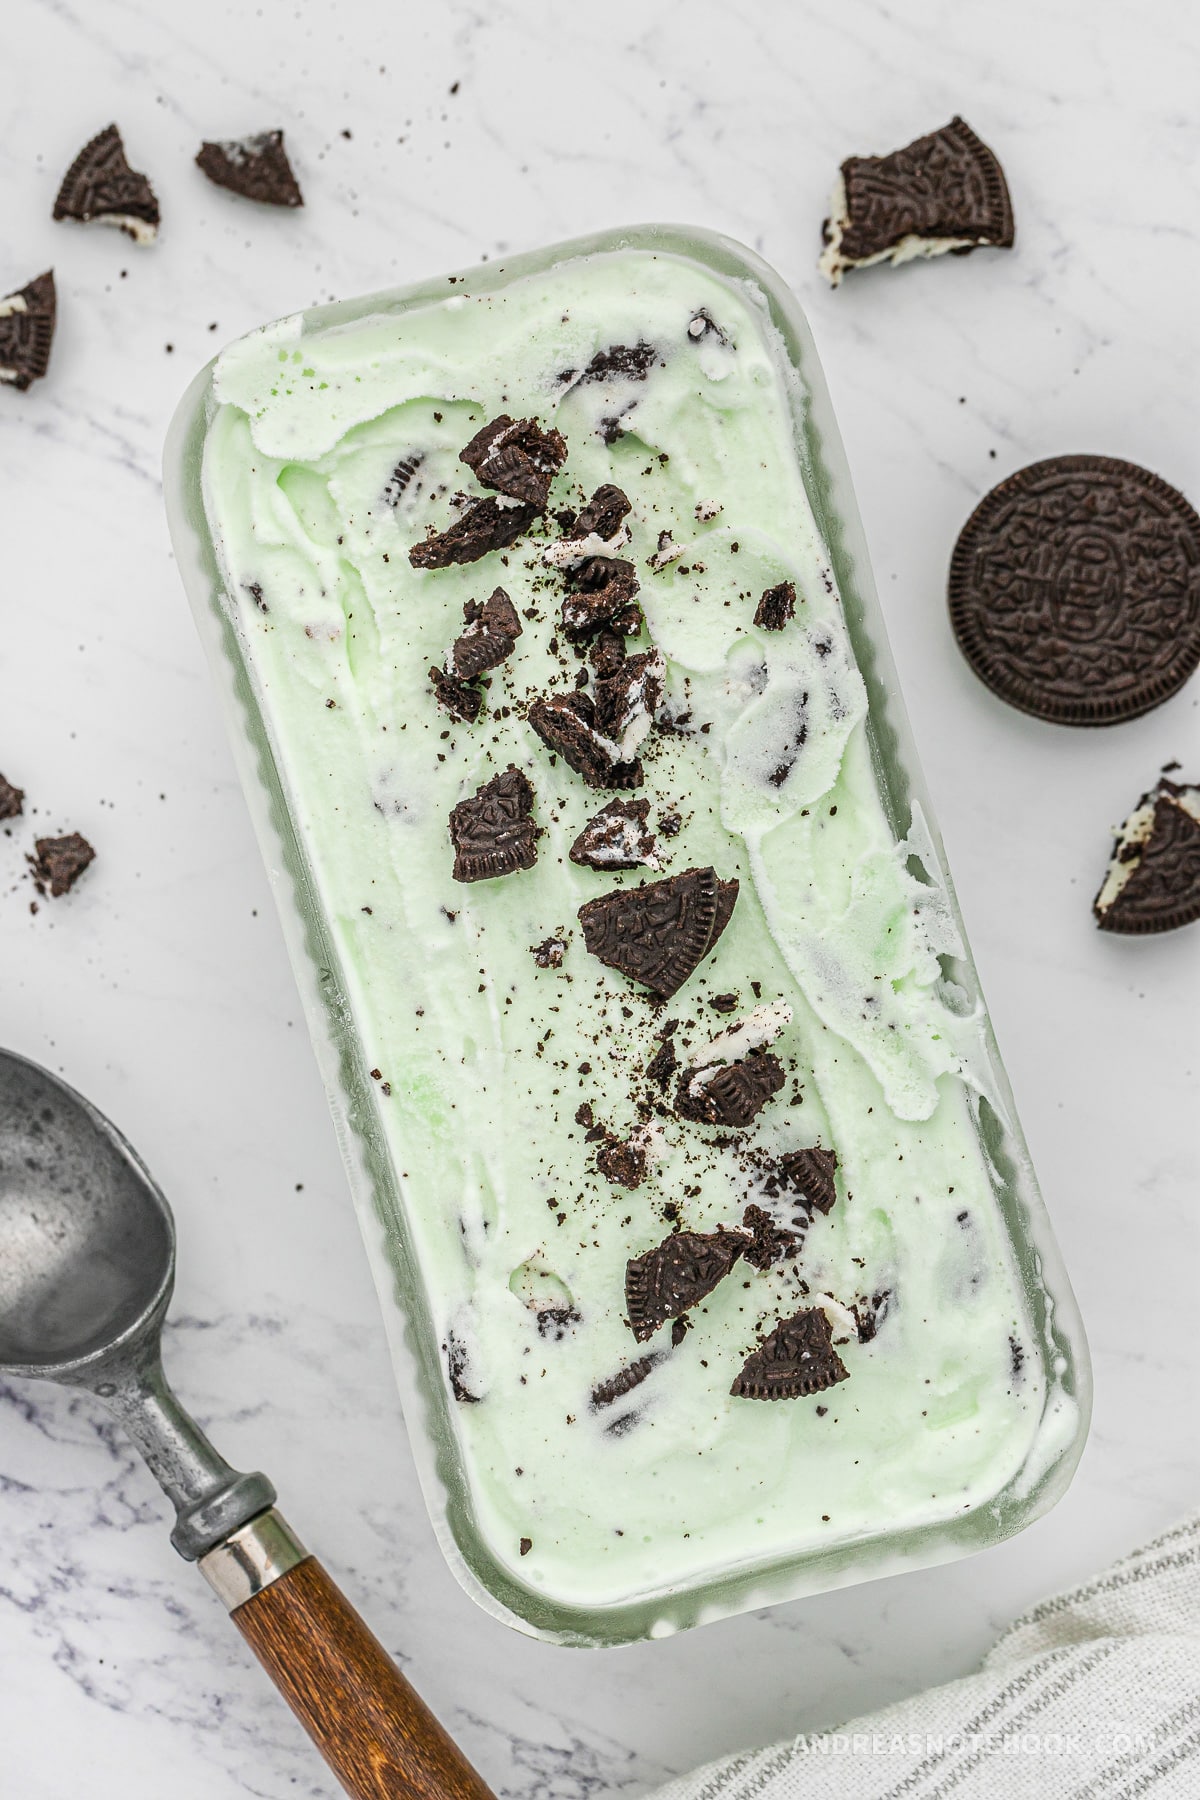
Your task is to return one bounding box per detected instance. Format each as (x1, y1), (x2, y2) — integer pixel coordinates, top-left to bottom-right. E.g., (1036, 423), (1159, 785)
(0, 1046), (493, 1800)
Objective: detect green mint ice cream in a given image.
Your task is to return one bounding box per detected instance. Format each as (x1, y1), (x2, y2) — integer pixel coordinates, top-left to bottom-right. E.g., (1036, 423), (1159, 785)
(199, 247), (1073, 1614)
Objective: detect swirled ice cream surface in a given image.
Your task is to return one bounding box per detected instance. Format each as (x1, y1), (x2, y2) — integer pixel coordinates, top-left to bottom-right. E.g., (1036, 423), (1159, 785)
(202, 248), (1070, 1614)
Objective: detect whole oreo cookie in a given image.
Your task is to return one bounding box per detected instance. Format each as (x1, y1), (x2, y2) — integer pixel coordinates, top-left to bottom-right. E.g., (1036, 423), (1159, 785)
(949, 456), (1200, 725)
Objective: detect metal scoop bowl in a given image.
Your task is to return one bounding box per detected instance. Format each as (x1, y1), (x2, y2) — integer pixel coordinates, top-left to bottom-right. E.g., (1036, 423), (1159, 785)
(0, 1047), (493, 1800)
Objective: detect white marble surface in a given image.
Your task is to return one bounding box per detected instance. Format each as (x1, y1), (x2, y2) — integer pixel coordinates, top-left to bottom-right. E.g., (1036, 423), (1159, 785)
(2, 2), (1199, 1795)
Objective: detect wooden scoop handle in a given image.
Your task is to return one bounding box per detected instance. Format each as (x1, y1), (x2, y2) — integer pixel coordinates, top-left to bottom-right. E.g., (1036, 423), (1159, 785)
(201, 1513), (495, 1800)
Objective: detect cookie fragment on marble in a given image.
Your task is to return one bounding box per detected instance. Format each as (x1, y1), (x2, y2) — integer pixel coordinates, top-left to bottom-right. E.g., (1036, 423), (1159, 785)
(195, 130), (303, 206)
(0, 271), (57, 392)
(459, 414), (567, 511)
(577, 865), (738, 1000)
(0, 773), (25, 821)
(409, 496), (538, 568)
(449, 766), (539, 883)
(731, 1306), (850, 1400)
(625, 1228), (747, 1342)
(28, 832), (95, 898)
(754, 581), (797, 631)
(1093, 776), (1200, 934)
(449, 586), (523, 680)
(53, 124), (160, 243)
(819, 116), (1013, 287)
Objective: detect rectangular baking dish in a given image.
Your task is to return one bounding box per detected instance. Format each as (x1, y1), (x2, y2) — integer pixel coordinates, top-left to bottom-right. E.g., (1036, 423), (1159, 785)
(164, 223), (1090, 1646)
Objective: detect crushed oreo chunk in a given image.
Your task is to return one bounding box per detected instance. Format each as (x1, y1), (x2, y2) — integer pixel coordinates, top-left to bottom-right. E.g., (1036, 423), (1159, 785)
(459, 414), (567, 511)
(532, 936), (566, 968)
(591, 1355), (660, 1410)
(528, 693), (643, 789)
(564, 342), (657, 386)
(444, 1329), (481, 1403)
(0, 773), (25, 820)
(853, 1290), (892, 1343)
(731, 1307), (850, 1400)
(593, 648), (665, 755)
(570, 798), (658, 870)
(626, 1228), (747, 1342)
(755, 581), (797, 631)
(195, 129), (303, 206)
(762, 1146), (839, 1215)
(578, 866), (738, 999)
(53, 124), (160, 243)
(29, 833), (95, 898)
(596, 1134), (649, 1189)
(449, 766), (539, 883)
(429, 665), (483, 723)
(410, 496), (538, 568)
(741, 1204), (801, 1270)
(645, 1028), (679, 1092)
(0, 270), (57, 391)
(450, 586), (523, 680)
(560, 557), (644, 641)
(675, 1052), (786, 1127)
(575, 484), (632, 539)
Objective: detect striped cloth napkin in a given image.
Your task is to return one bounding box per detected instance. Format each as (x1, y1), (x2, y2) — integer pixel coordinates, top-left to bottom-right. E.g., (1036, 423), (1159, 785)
(651, 1514), (1200, 1800)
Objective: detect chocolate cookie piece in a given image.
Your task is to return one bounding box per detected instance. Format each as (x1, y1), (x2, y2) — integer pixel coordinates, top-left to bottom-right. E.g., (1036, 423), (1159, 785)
(409, 496), (538, 568)
(0, 271), (56, 392)
(578, 866), (738, 999)
(560, 557), (643, 640)
(574, 484), (632, 540)
(819, 116), (1013, 286)
(531, 936), (566, 967)
(1093, 776), (1200, 934)
(949, 457), (1200, 725)
(754, 581), (796, 632)
(591, 1355), (660, 1410)
(444, 1328), (481, 1403)
(593, 648), (665, 753)
(0, 773), (25, 820)
(449, 766), (539, 883)
(195, 130), (303, 206)
(564, 342), (657, 386)
(731, 1307), (850, 1400)
(53, 125), (160, 243)
(645, 1029), (678, 1092)
(740, 1204), (801, 1270)
(853, 1290), (893, 1343)
(570, 798), (658, 870)
(596, 1134), (648, 1189)
(29, 833), (95, 897)
(674, 1052), (786, 1127)
(528, 694), (643, 789)
(761, 1145), (839, 1215)
(459, 415), (567, 511)
(450, 586), (522, 680)
(626, 1228), (747, 1342)
(429, 666), (483, 723)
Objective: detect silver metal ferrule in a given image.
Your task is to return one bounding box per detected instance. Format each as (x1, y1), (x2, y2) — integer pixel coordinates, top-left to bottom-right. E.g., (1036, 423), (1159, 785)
(198, 1507), (308, 1612)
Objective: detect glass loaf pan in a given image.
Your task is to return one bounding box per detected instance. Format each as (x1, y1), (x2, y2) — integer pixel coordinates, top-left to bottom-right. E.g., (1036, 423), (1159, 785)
(164, 224), (1090, 1646)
